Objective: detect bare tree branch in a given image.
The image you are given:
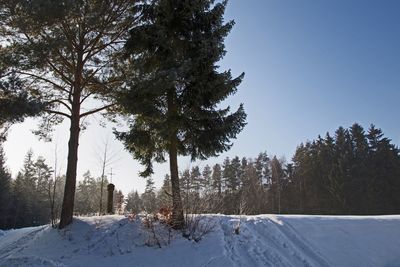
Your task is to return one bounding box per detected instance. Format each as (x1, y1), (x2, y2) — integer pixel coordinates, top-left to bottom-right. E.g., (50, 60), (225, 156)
(47, 99), (72, 112)
(79, 103), (115, 118)
(44, 109), (71, 118)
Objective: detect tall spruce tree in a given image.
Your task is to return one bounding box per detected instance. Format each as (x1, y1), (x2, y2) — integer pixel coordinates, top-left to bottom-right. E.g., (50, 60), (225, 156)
(126, 190), (142, 214)
(212, 163), (223, 196)
(0, 0), (139, 228)
(270, 156), (284, 213)
(190, 166), (202, 193)
(157, 174), (172, 207)
(142, 178), (157, 213)
(115, 0), (246, 228)
(201, 164), (212, 193)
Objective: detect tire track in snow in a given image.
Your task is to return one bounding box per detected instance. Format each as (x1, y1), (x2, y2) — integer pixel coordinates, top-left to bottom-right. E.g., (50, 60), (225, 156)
(248, 218), (330, 267)
(241, 220), (300, 267)
(220, 217), (284, 267)
(0, 226), (47, 263)
(276, 219), (331, 267)
(219, 216), (332, 267)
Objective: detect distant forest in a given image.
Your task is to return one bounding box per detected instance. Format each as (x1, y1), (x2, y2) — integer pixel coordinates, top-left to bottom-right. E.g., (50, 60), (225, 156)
(1, 123), (399, 230)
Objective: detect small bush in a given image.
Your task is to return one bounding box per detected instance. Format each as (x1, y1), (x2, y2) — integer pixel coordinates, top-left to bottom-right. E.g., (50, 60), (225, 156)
(140, 213), (173, 248)
(183, 214), (216, 242)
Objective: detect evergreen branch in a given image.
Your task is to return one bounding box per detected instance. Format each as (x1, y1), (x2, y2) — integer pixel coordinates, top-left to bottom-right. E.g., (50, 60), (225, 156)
(45, 60), (74, 85)
(82, 5), (115, 55)
(83, 15), (136, 63)
(20, 32), (74, 86)
(83, 0), (133, 57)
(17, 71), (69, 94)
(37, 31), (75, 71)
(53, 48), (75, 72)
(60, 22), (78, 49)
(81, 63), (109, 89)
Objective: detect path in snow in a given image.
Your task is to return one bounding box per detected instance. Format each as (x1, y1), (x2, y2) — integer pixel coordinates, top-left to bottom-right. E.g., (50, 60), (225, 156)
(0, 226), (47, 262)
(219, 216), (330, 267)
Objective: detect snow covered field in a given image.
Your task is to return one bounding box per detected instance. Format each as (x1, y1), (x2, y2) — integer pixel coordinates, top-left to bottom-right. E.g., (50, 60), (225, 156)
(1, 214), (400, 267)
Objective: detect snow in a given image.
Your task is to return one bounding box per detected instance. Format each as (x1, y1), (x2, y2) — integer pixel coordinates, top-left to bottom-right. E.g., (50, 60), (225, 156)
(1, 214), (400, 267)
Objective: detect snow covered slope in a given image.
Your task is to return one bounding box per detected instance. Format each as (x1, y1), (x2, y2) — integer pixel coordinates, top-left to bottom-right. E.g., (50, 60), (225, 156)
(1, 215), (399, 267)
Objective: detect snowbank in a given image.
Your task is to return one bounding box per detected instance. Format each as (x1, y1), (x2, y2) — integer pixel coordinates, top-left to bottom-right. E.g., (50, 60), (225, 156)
(0, 214), (399, 266)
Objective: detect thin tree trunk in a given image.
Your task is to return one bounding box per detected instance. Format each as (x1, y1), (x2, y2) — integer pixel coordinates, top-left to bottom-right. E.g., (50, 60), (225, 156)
(100, 142), (108, 215)
(299, 179), (304, 213)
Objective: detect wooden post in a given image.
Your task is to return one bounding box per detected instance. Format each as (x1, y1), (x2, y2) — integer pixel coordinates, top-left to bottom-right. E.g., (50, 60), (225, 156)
(107, 183), (115, 214)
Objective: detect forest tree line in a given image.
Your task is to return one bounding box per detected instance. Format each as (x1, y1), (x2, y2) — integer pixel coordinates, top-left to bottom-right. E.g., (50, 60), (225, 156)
(127, 123), (400, 216)
(1, 123), (399, 230)
(0, 149), (124, 230)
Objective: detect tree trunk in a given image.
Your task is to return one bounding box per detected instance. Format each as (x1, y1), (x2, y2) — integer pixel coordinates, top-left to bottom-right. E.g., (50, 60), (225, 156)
(59, 51), (83, 229)
(59, 109), (80, 229)
(169, 140), (184, 229)
(167, 89), (184, 229)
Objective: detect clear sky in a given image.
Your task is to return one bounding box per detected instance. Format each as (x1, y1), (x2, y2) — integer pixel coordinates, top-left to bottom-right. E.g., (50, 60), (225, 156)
(4, 0), (400, 194)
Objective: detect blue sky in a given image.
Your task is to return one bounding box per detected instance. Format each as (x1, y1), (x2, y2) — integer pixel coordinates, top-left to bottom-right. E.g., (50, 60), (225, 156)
(4, 0), (400, 193)
(221, 0), (400, 157)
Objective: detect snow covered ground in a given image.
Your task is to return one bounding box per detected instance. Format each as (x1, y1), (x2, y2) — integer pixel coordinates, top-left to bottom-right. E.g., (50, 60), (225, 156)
(1, 214), (399, 267)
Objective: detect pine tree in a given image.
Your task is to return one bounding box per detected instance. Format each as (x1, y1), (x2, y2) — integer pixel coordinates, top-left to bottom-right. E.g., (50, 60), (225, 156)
(329, 127), (352, 213)
(0, 0), (139, 228)
(126, 190), (142, 214)
(115, 0), (246, 228)
(222, 156), (240, 213)
(157, 174), (172, 208)
(201, 165), (212, 193)
(222, 157), (233, 192)
(241, 161), (264, 214)
(12, 172), (27, 228)
(230, 156), (241, 191)
(255, 152), (270, 185)
(349, 123), (369, 213)
(142, 178), (157, 213)
(113, 190), (124, 214)
(366, 125), (400, 213)
(180, 169), (192, 212)
(239, 157), (248, 186)
(32, 156), (52, 225)
(211, 164), (223, 196)
(270, 156), (284, 214)
(190, 166), (202, 193)
(75, 171), (97, 215)
(21, 150), (37, 224)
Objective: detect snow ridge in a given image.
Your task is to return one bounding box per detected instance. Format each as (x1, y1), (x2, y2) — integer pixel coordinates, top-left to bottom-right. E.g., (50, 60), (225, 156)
(1, 214), (400, 267)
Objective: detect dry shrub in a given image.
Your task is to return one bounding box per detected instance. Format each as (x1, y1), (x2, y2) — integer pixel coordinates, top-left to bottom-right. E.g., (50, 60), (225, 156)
(157, 206), (172, 224)
(183, 214), (216, 242)
(141, 213), (173, 248)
